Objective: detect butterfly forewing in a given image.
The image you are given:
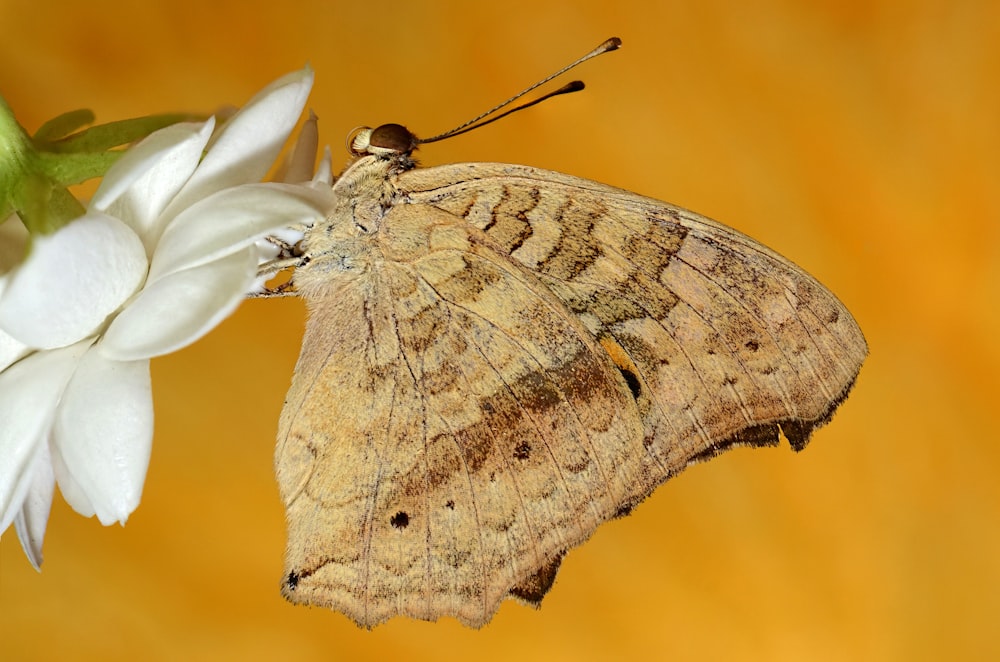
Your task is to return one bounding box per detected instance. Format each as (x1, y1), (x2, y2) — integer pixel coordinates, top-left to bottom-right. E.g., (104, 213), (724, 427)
(401, 163), (866, 456)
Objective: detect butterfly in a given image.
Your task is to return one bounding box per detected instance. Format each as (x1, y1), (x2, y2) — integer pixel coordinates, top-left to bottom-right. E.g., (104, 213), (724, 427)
(264, 39), (867, 628)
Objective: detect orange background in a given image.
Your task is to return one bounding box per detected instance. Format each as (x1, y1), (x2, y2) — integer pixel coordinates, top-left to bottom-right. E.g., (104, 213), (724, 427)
(2, 1), (998, 660)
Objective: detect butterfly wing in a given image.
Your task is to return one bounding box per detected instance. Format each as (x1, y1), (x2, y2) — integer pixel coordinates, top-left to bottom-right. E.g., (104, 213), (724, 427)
(398, 163), (867, 459)
(277, 161), (866, 628)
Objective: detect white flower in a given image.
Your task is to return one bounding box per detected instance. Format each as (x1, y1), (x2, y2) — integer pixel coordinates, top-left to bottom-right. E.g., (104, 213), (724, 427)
(0, 68), (333, 569)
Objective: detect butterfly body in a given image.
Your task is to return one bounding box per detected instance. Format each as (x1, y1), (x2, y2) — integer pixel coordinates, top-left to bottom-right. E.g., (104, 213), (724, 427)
(275, 125), (867, 628)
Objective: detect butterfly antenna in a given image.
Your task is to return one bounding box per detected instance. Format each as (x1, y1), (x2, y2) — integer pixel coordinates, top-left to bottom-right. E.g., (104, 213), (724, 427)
(418, 37), (621, 145)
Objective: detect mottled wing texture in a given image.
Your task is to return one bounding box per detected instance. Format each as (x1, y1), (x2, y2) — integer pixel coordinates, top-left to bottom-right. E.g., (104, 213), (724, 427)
(276, 161), (867, 628)
(401, 163), (868, 457)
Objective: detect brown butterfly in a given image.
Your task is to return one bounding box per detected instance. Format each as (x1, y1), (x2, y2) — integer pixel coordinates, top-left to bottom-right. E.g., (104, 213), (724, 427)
(264, 38), (867, 628)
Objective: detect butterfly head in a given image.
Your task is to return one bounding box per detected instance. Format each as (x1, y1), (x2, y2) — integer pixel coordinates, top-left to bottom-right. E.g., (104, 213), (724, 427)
(349, 124), (419, 160)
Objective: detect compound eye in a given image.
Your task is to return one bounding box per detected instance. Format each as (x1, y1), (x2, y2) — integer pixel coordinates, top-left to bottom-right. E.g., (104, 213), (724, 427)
(369, 124), (417, 153)
(348, 123), (418, 157)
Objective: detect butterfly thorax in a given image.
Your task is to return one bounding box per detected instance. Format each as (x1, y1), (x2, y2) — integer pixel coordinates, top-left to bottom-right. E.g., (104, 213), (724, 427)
(293, 124), (424, 300)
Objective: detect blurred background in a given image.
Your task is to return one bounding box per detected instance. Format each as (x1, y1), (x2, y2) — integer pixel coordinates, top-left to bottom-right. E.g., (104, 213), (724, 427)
(1, 0), (997, 660)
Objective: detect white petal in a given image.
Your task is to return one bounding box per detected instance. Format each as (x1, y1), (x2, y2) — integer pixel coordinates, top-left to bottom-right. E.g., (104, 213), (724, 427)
(91, 120), (215, 250)
(0, 340), (91, 530)
(14, 441), (55, 570)
(0, 276), (31, 369)
(0, 215), (148, 349)
(0, 328), (29, 371)
(282, 109), (319, 183)
(50, 441), (95, 518)
(314, 145), (334, 186)
(52, 350), (152, 525)
(147, 182), (331, 282)
(161, 68), (314, 221)
(100, 248), (258, 361)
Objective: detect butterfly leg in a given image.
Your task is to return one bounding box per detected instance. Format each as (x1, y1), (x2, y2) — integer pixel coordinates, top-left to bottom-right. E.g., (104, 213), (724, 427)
(250, 251), (306, 298)
(248, 278), (298, 298)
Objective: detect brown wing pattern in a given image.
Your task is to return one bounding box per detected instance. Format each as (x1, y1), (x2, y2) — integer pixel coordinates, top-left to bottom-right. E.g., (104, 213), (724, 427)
(401, 163), (867, 465)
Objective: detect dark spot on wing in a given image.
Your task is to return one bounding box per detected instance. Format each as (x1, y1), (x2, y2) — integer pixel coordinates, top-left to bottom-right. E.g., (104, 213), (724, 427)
(614, 502), (635, 518)
(618, 366), (642, 400)
(508, 554), (564, 605)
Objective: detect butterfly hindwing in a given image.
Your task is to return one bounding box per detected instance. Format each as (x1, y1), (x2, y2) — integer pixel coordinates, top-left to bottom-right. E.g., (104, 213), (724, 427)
(279, 190), (651, 627)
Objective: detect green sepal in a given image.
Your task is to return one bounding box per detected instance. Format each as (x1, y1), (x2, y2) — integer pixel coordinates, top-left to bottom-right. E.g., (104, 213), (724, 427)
(1, 92), (203, 235)
(10, 172), (86, 235)
(34, 150), (123, 187)
(42, 113), (201, 154)
(33, 109), (96, 142)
